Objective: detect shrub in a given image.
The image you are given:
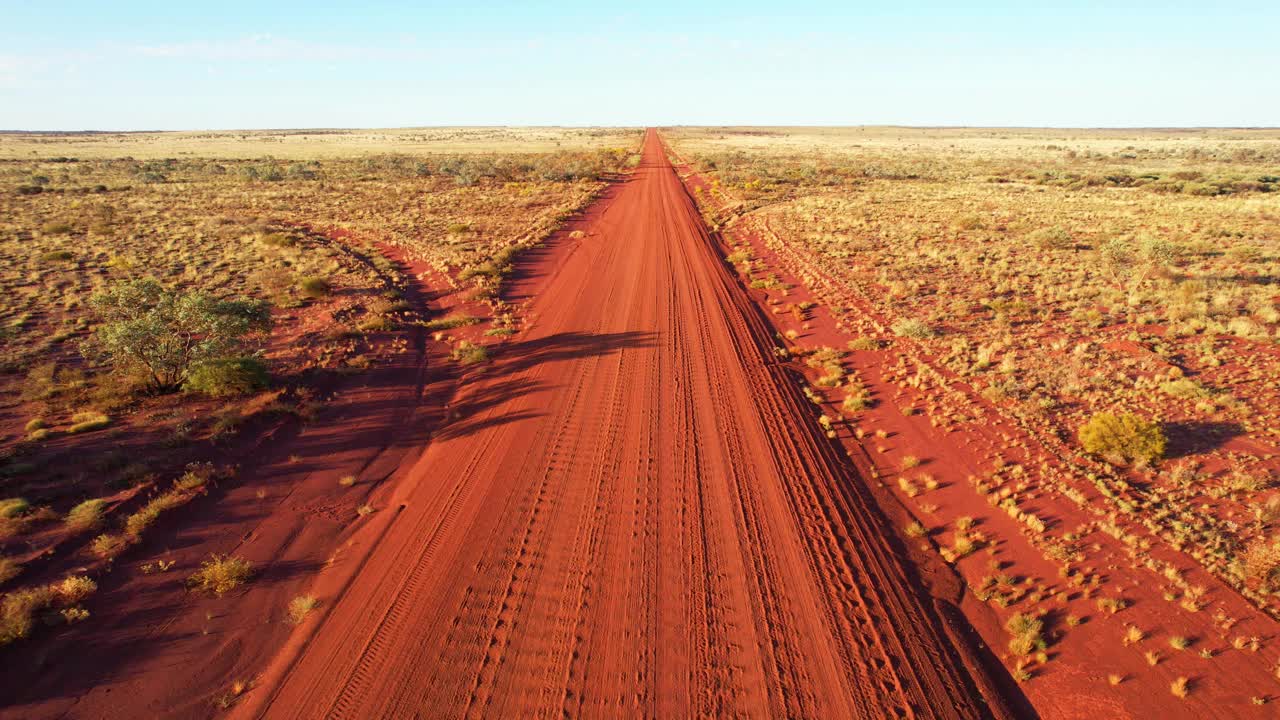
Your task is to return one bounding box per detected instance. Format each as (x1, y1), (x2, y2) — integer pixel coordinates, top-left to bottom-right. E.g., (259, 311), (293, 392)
(298, 277), (332, 299)
(357, 316), (395, 332)
(0, 575), (96, 646)
(1006, 612), (1045, 656)
(92, 533), (129, 558)
(86, 279), (272, 393)
(0, 498), (30, 520)
(287, 595), (319, 624)
(0, 556), (19, 585)
(257, 232), (296, 247)
(188, 554), (253, 596)
(1240, 537), (1280, 590)
(124, 491), (188, 538)
(41, 221), (73, 235)
(423, 314), (480, 331)
(1078, 413), (1166, 465)
(183, 357), (269, 397)
(1028, 226), (1073, 250)
(450, 341), (489, 364)
(38, 250), (74, 262)
(67, 411), (110, 434)
(65, 499), (106, 531)
(891, 318), (935, 339)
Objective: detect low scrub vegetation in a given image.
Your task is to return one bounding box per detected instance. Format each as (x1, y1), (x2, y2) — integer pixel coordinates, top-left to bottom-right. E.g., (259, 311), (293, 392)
(0, 575), (96, 646)
(188, 554), (253, 596)
(85, 278), (272, 394)
(1078, 413), (1166, 465)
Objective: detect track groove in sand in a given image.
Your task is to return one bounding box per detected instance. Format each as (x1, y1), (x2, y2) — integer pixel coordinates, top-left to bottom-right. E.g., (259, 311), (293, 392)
(245, 130), (1001, 719)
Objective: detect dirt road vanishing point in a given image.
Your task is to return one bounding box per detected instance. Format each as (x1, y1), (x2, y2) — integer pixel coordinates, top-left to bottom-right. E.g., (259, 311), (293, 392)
(241, 130), (1009, 719)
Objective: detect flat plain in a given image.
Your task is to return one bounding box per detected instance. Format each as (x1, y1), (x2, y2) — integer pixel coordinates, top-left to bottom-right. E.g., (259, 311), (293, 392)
(1, 125), (1277, 719)
(667, 126), (1280, 717)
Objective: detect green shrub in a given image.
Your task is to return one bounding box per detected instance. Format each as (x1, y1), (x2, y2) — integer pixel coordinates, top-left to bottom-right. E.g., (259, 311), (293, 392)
(86, 279), (272, 393)
(184, 357), (269, 397)
(1078, 412), (1166, 465)
(298, 277), (332, 298)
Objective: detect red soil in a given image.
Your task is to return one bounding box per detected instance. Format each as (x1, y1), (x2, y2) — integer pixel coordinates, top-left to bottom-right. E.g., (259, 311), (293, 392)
(0, 131), (1019, 719)
(233, 131), (1011, 718)
(668, 154), (1280, 717)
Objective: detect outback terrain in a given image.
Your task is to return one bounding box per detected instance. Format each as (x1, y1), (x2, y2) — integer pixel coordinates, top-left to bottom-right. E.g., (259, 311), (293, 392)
(667, 126), (1280, 717)
(0, 125), (1276, 719)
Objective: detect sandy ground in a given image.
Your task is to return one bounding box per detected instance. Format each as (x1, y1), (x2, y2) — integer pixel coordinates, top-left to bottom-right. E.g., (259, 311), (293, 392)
(234, 130), (1008, 718)
(0, 130), (1018, 719)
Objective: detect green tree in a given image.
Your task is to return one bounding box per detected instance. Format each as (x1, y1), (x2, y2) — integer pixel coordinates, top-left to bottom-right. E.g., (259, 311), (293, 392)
(85, 279), (271, 393)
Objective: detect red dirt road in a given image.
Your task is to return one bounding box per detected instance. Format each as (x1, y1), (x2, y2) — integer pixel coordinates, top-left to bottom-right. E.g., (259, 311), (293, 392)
(243, 131), (1002, 719)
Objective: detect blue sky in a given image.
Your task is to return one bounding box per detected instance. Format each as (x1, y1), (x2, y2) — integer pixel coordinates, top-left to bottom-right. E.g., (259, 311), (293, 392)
(1, 1), (1275, 130)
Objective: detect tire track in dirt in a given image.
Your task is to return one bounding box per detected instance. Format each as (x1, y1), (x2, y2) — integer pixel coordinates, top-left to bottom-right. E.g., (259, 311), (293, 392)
(239, 130), (1009, 720)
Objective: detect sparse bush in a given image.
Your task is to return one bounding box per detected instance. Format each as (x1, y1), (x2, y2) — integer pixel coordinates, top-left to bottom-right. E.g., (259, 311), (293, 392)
(65, 499), (106, 531)
(257, 232), (296, 247)
(92, 533), (129, 558)
(38, 249), (75, 262)
(423, 314), (480, 331)
(86, 279), (272, 393)
(1078, 412), (1165, 465)
(1006, 612), (1045, 656)
(1028, 226), (1073, 250)
(188, 554), (253, 596)
(298, 277), (332, 299)
(0, 556), (19, 585)
(287, 595), (319, 624)
(0, 499), (30, 520)
(67, 411), (110, 434)
(0, 574), (96, 646)
(891, 318), (935, 339)
(183, 357), (269, 397)
(1239, 536), (1280, 590)
(451, 341), (489, 364)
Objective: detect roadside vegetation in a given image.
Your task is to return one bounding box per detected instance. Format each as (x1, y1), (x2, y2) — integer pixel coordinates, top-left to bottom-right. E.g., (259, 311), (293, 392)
(671, 126), (1280, 710)
(0, 127), (641, 651)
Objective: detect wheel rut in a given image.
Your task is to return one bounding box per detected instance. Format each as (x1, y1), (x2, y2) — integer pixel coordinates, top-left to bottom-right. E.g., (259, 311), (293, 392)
(241, 129), (1013, 720)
